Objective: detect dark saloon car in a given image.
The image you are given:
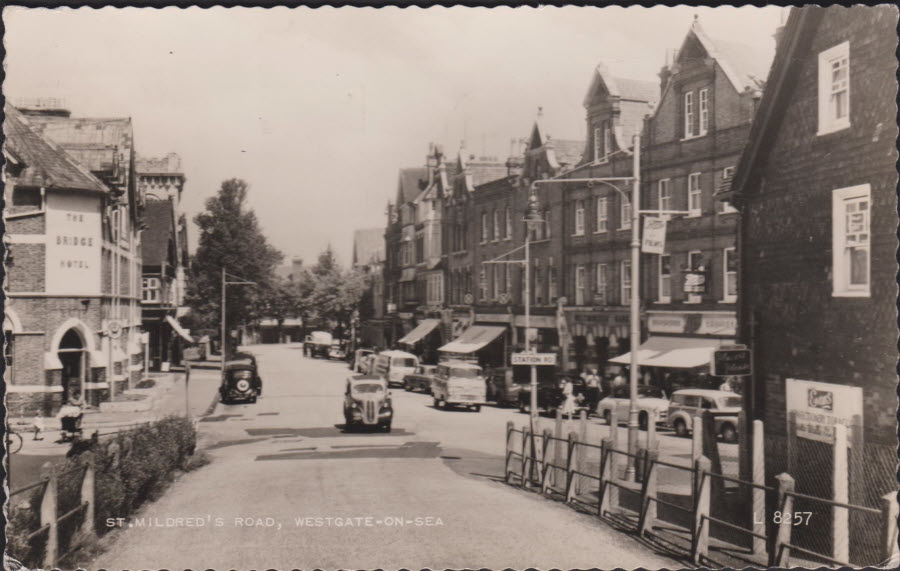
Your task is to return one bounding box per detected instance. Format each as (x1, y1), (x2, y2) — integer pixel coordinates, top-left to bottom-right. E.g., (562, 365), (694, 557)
(403, 365), (437, 393)
(517, 371), (587, 415)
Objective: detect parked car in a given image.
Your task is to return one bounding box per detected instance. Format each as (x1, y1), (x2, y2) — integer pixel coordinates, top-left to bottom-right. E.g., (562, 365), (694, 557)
(328, 341), (346, 360)
(305, 331), (334, 358)
(403, 365), (437, 393)
(667, 389), (742, 442)
(350, 348), (375, 373)
(517, 371), (587, 415)
(432, 362), (486, 411)
(220, 359), (262, 404)
(487, 365), (550, 408)
(343, 374), (392, 432)
(596, 384), (669, 429)
(371, 350), (419, 387)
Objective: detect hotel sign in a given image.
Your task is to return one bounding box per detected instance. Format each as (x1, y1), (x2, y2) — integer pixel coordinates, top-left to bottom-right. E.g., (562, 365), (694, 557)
(45, 194), (102, 296)
(786, 379), (862, 445)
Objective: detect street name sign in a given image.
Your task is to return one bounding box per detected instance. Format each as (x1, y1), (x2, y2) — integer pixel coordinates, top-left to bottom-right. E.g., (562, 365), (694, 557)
(712, 344), (752, 376)
(511, 352), (557, 366)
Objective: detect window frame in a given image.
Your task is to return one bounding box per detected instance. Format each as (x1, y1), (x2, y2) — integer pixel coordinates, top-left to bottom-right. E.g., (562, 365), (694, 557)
(596, 263), (608, 305)
(505, 207), (512, 240)
(722, 247), (737, 303)
(688, 172), (702, 217)
(620, 260), (632, 306)
(658, 254), (671, 303)
(684, 91), (695, 139)
(658, 179), (671, 218)
(698, 88), (709, 136)
(595, 197), (608, 233)
(142, 277), (161, 303)
(593, 126), (603, 163)
(686, 250), (703, 304)
(574, 200), (585, 236)
(620, 196), (632, 230)
(832, 184), (871, 297)
(575, 264), (586, 305)
(817, 41), (851, 136)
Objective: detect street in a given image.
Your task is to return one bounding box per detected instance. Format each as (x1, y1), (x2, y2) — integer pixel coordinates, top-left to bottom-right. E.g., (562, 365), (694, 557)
(91, 343), (680, 569)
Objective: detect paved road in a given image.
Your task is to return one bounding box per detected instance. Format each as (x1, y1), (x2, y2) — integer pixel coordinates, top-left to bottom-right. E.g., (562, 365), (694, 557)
(91, 343), (680, 569)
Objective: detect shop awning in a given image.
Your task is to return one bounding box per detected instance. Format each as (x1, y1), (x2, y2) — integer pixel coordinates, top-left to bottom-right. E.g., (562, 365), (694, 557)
(398, 319), (440, 345)
(399, 268), (416, 282)
(439, 325), (505, 354)
(609, 336), (731, 369)
(165, 315), (195, 343)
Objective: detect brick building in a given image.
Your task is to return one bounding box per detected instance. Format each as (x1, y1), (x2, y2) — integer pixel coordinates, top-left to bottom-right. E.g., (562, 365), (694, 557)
(352, 227), (387, 349)
(727, 6), (898, 563)
(4, 104), (144, 414)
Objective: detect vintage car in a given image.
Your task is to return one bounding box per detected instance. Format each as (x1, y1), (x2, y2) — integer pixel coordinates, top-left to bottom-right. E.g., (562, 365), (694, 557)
(343, 374), (392, 432)
(371, 350), (419, 388)
(403, 365), (437, 393)
(328, 341), (347, 360)
(220, 359), (262, 404)
(597, 384), (669, 429)
(431, 362), (487, 411)
(350, 348), (375, 373)
(488, 365), (558, 407)
(666, 389), (742, 442)
(305, 331), (334, 358)
(517, 372), (587, 415)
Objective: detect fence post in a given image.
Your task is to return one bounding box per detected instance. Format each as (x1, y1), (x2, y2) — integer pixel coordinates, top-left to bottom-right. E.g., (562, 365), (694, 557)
(578, 410), (587, 495)
(599, 438), (618, 516)
(638, 448), (659, 537)
(691, 455), (711, 565)
(880, 492), (899, 564)
(541, 428), (553, 494)
(81, 454), (96, 537)
(521, 425), (531, 487)
(691, 415), (702, 491)
(40, 462), (58, 569)
(772, 473), (795, 568)
(554, 408), (563, 488)
(608, 407), (618, 445)
(647, 409), (658, 452)
(505, 421), (514, 484)
(751, 419), (766, 557)
(566, 431), (577, 503)
(832, 423), (849, 563)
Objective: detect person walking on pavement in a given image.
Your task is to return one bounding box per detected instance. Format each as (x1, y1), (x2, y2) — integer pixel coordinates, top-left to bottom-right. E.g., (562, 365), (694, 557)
(612, 367), (628, 390)
(31, 413), (44, 440)
(585, 368), (601, 415)
(561, 377), (577, 420)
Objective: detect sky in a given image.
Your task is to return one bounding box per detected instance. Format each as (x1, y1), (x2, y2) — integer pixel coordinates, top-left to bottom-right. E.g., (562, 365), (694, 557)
(3, 5), (784, 267)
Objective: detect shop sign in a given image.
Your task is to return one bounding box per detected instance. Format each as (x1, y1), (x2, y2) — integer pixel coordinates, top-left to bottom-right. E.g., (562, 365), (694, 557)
(45, 194), (102, 295)
(785, 379), (862, 446)
(477, 313), (511, 323)
(683, 272), (706, 294)
(641, 217), (667, 255)
(697, 314), (737, 336)
(511, 352), (557, 366)
(648, 314), (686, 334)
(712, 345), (751, 376)
(513, 315), (557, 329)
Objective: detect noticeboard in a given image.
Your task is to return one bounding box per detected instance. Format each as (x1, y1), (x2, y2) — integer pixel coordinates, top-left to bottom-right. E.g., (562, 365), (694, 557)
(712, 345), (752, 376)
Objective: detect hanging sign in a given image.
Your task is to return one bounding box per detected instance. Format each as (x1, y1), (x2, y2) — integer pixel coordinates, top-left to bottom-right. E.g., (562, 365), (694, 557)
(641, 217), (667, 255)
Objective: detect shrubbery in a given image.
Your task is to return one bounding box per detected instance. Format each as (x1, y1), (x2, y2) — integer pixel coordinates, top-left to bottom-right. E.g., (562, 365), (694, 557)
(7, 416), (202, 568)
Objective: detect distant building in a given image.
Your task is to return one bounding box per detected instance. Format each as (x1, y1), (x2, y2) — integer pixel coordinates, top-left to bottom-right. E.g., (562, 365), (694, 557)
(4, 104), (143, 414)
(728, 6), (898, 563)
(352, 227), (387, 349)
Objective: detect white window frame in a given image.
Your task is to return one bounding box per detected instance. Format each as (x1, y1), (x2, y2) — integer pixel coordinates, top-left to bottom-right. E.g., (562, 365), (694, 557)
(534, 258), (543, 305)
(818, 41), (850, 136)
(688, 172), (702, 217)
(543, 208), (551, 239)
(548, 257), (558, 302)
(658, 254), (671, 303)
(620, 261), (632, 306)
(593, 127), (603, 163)
(505, 207), (512, 240)
(479, 268), (487, 300)
(481, 212), (489, 243)
(596, 263), (608, 305)
(699, 89), (709, 136)
(723, 248), (737, 303)
(142, 277), (161, 303)
(574, 200), (585, 236)
(603, 122), (612, 161)
(575, 265), (586, 305)
(493, 209), (500, 241)
(493, 264), (501, 299)
(620, 196), (632, 230)
(719, 167), (738, 214)
(684, 91), (695, 139)
(595, 197), (608, 233)
(686, 250), (703, 304)
(832, 184), (870, 297)
(658, 179), (671, 218)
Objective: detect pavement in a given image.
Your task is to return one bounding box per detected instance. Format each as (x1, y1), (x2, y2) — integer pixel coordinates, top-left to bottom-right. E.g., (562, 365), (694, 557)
(86, 342), (682, 570)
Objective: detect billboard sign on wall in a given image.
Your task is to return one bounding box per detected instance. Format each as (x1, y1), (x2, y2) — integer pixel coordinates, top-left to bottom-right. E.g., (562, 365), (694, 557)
(45, 193), (103, 295)
(785, 378), (863, 445)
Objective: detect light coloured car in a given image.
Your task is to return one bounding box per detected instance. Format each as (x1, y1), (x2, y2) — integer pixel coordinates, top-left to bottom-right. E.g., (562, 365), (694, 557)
(596, 385), (669, 429)
(432, 362), (486, 412)
(371, 350), (419, 387)
(666, 389), (742, 442)
(343, 374), (392, 432)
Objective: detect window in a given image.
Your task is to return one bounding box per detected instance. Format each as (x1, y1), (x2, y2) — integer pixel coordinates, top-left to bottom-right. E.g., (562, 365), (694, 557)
(604, 122), (612, 159)
(534, 258), (543, 305)
(688, 172), (702, 217)
(505, 207), (512, 240)
(659, 254), (671, 303)
(493, 209), (500, 241)
(543, 208), (551, 239)
(596, 263), (608, 305)
(620, 196), (631, 230)
(620, 261), (632, 305)
(686, 251), (703, 303)
(142, 277), (161, 302)
(818, 41), (850, 135)
(723, 248), (737, 302)
(10, 187), (43, 214)
(658, 179), (671, 216)
(593, 127), (603, 162)
(595, 198), (608, 233)
(493, 264), (502, 298)
(699, 89), (709, 136)
(548, 257), (558, 302)
(574, 200), (585, 235)
(505, 264), (512, 295)
(111, 208), (121, 243)
(832, 184), (870, 297)
(718, 167), (738, 214)
(575, 265), (586, 305)
(479, 269), (488, 300)
(427, 274), (444, 304)
(481, 212), (489, 243)
(684, 91), (695, 138)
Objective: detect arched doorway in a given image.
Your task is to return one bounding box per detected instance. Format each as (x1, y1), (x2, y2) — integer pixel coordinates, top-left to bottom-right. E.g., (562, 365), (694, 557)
(58, 329), (86, 404)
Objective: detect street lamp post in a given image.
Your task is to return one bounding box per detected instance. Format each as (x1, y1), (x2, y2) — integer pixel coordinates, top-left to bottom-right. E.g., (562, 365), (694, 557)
(220, 267), (256, 377)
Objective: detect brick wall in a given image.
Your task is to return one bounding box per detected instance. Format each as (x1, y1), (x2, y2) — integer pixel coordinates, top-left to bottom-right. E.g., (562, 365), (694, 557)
(8, 334), (45, 385)
(7, 244), (46, 292)
(7, 214), (45, 234)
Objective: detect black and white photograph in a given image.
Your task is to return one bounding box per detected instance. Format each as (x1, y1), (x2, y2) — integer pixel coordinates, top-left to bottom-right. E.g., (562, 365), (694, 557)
(2, 4), (898, 570)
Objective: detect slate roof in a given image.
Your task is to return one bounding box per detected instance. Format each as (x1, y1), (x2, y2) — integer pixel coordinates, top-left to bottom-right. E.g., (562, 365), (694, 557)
(615, 77), (660, 103)
(3, 104), (108, 193)
(468, 162), (510, 187)
(548, 139), (585, 167)
(352, 228), (386, 266)
(142, 199), (175, 267)
(397, 167), (428, 205)
(689, 19), (773, 92)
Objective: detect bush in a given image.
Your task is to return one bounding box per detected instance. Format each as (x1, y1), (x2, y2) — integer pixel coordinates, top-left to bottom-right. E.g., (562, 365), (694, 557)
(6, 416), (200, 568)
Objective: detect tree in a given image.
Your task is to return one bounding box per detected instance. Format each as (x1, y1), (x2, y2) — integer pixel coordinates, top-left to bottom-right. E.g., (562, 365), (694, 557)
(185, 178), (283, 354)
(252, 278), (301, 342)
(295, 246), (370, 337)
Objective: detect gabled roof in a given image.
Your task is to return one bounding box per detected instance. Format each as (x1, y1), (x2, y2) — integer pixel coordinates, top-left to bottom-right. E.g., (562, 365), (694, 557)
(583, 64), (659, 107)
(547, 139), (585, 168)
(3, 104), (108, 193)
(352, 228), (386, 266)
(729, 8), (822, 202)
(396, 167), (427, 205)
(142, 199), (176, 267)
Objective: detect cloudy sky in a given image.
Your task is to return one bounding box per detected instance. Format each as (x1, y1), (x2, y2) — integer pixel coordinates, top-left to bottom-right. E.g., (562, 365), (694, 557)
(4, 6), (784, 266)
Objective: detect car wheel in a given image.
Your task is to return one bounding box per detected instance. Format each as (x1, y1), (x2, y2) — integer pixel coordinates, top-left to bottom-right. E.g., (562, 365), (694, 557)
(603, 410), (611, 425)
(639, 412), (648, 430)
(471, 405), (481, 412)
(438, 398), (447, 410)
(404, 381), (411, 392)
(674, 418), (688, 437)
(720, 423), (737, 443)
(433, 397), (440, 408)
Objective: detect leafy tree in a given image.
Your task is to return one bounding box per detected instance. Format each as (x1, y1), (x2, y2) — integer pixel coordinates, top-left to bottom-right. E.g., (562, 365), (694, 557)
(295, 246), (370, 337)
(185, 178), (283, 355)
(252, 278), (302, 342)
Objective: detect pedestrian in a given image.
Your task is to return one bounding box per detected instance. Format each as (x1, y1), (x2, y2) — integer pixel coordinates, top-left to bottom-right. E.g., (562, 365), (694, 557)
(585, 368), (601, 415)
(612, 367), (628, 390)
(561, 377), (576, 420)
(32, 413), (44, 441)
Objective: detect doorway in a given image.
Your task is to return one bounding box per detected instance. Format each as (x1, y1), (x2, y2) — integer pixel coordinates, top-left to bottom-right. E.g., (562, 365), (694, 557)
(58, 328), (86, 404)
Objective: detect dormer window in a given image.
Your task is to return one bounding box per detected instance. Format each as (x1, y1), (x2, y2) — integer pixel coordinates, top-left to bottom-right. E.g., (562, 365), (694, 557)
(699, 89), (709, 136)
(684, 91), (695, 139)
(818, 41), (850, 135)
(593, 121), (613, 162)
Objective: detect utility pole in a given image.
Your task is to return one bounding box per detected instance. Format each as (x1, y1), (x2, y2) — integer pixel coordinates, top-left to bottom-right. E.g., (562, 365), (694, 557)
(625, 134), (642, 481)
(221, 267), (256, 378)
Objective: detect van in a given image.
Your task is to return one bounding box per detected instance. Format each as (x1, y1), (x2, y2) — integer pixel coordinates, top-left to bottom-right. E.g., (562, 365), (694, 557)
(372, 350), (419, 387)
(666, 389), (742, 442)
(432, 361), (486, 411)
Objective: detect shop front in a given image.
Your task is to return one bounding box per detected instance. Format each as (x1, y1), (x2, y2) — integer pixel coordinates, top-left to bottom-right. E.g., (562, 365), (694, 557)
(438, 320), (507, 369)
(397, 318), (441, 364)
(563, 308), (632, 374)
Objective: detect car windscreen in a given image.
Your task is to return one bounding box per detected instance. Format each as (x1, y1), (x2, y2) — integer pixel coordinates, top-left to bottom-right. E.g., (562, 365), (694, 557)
(392, 358), (417, 368)
(721, 396), (742, 408)
(352, 383), (384, 394)
(449, 368), (481, 378)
